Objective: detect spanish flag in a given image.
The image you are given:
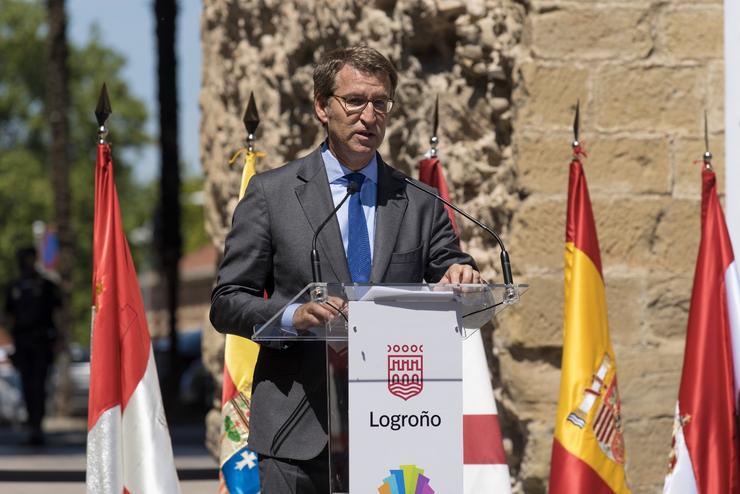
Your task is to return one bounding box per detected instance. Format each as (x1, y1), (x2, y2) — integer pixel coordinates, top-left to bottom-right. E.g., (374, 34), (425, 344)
(548, 146), (631, 493)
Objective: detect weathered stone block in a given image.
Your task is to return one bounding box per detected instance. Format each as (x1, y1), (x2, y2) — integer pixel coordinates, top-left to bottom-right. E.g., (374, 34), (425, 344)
(645, 275), (693, 341)
(589, 197), (662, 270)
(593, 66), (703, 132)
(498, 352), (560, 422)
(587, 138), (672, 195)
(605, 274), (647, 348)
(508, 197), (566, 271)
(517, 135), (672, 195)
(517, 420), (554, 493)
(659, 8), (723, 60)
(516, 134), (578, 195)
(708, 61), (725, 136)
(531, 7), (652, 60)
(622, 417), (675, 492)
(618, 348), (683, 420)
(673, 136), (726, 199)
(497, 271), (646, 352)
(647, 198), (701, 273)
(591, 197), (699, 274)
(496, 274), (564, 348)
(517, 63), (589, 129)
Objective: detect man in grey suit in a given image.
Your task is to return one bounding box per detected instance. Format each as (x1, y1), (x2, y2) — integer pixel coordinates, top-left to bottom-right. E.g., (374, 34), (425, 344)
(210, 45), (480, 493)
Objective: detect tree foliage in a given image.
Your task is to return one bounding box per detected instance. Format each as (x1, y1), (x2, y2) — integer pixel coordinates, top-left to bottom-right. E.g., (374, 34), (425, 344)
(0, 0), (153, 343)
(181, 176), (209, 255)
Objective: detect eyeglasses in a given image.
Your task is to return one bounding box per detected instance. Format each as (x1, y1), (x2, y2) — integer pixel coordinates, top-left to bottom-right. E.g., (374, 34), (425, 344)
(331, 94), (394, 115)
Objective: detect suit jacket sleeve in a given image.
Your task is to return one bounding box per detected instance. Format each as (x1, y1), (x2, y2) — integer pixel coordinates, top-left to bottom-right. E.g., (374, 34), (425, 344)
(210, 175), (286, 339)
(423, 186), (477, 282)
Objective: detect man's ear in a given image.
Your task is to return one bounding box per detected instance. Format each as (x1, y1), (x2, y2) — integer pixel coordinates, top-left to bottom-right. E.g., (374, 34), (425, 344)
(314, 97), (329, 124)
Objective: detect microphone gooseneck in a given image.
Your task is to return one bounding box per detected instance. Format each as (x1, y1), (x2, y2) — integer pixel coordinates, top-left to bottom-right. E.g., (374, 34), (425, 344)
(396, 171), (516, 292)
(311, 180), (361, 283)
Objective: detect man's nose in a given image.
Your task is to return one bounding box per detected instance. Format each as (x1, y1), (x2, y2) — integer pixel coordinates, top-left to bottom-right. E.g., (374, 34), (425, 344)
(359, 101), (377, 123)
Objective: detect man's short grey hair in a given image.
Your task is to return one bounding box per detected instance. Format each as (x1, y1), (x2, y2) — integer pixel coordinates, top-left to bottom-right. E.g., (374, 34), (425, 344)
(313, 45), (398, 104)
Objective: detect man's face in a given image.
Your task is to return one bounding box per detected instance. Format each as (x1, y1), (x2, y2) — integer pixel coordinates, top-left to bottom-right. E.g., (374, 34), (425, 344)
(314, 65), (391, 171)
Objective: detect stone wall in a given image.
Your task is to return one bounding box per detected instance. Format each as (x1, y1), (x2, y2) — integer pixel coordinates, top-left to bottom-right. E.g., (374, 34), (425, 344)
(200, 0), (725, 491)
(500, 0), (724, 492)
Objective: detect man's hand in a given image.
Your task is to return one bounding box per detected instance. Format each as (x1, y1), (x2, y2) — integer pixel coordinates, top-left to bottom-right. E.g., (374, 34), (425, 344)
(292, 296), (348, 330)
(439, 263), (482, 285)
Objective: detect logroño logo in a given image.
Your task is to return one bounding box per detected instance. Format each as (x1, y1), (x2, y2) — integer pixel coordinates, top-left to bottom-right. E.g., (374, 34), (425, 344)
(387, 344), (424, 400)
(378, 464), (433, 493)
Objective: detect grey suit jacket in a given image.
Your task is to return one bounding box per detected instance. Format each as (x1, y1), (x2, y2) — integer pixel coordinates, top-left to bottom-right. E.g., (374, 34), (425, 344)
(210, 146), (475, 460)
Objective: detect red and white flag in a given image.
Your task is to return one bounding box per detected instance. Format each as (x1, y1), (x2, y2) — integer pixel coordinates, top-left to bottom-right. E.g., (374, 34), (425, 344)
(87, 142), (180, 493)
(663, 167), (740, 493)
(418, 155), (511, 493)
(463, 331), (512, 493)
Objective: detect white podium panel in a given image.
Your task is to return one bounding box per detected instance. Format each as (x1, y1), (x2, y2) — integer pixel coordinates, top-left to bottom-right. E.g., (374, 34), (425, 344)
(348, 301), (463, 493)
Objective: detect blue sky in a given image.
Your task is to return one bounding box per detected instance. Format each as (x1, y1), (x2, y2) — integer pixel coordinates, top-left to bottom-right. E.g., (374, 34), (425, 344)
(67, 0), (202, 182)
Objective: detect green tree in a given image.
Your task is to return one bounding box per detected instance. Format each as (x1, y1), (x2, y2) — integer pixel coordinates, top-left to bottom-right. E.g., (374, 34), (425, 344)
(181, 175), (209, 255)
(0, 0), (153, 344)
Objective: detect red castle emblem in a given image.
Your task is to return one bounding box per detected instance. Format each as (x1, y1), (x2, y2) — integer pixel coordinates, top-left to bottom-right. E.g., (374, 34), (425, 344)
(387, 344), (424, 400)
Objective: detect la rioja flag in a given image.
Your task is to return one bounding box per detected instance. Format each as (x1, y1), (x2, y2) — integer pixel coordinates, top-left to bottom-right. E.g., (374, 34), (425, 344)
(87, 141), (180, 493)
(663, 167), (740, 493)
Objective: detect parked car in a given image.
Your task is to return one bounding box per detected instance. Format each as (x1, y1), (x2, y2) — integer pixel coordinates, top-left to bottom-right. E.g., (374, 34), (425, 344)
(0, 344), (26, 425)
(153, 330), (213, 411)
(48, 343), (90, 417)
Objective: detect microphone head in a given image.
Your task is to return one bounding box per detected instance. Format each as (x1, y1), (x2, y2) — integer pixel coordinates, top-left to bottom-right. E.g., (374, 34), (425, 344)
(347, 180), (361, 194)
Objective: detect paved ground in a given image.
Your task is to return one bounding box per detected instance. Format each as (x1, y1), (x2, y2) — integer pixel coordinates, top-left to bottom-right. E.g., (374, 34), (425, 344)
(0, 416), (219, 493)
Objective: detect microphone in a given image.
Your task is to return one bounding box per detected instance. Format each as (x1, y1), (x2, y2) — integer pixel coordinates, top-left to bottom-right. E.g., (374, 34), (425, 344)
(311, 180), (361, 285)
(393, 170), (518, 303)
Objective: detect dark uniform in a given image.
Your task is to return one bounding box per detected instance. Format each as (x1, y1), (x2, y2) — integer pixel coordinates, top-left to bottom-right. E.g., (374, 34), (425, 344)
(4, 263), (60, 444)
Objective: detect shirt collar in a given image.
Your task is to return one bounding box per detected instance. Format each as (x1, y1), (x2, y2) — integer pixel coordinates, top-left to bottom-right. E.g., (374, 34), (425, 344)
(321, 141), (378, 185)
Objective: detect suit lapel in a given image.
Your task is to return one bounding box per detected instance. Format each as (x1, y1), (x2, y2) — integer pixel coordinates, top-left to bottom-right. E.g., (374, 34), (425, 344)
(294, 148), (352, 283)
(371, 158), (408, 282)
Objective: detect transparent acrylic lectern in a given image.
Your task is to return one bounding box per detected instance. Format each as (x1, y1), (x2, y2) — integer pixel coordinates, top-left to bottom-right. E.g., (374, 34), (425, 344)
(252, 282), (526, 493)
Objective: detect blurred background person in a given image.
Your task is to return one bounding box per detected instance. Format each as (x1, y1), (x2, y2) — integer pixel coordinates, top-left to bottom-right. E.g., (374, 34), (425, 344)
(3, 246), (61, 445)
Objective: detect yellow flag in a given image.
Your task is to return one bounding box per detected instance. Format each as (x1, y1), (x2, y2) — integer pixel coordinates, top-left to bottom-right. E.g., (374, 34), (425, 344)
(219, 149), (264, 481)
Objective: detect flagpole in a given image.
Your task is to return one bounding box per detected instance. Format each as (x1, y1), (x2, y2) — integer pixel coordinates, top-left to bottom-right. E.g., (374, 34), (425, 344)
(428, 94), (439, 158)
(704, 110), (713, 170)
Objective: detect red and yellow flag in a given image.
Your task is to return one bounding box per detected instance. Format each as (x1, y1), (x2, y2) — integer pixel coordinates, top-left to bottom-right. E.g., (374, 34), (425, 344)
(548, 146), (631, 493)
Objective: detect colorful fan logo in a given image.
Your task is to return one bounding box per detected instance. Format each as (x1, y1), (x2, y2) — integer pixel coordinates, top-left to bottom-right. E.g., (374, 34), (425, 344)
(377, 464), (434, 494)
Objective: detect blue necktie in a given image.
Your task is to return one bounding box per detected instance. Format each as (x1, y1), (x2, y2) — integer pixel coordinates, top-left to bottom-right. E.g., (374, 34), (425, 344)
(346, 173), (371, 283)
